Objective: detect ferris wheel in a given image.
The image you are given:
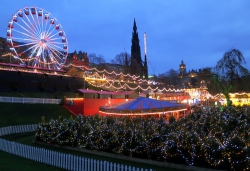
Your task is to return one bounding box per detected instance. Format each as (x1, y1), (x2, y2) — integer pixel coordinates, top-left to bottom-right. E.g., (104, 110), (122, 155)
(6, 7), (68, 70)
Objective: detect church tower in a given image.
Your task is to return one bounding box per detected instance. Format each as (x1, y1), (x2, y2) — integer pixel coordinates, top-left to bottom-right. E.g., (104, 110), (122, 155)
(130, 19), (143, 77)
(178, 60), (187, 88)
(179, 60), (186, 78)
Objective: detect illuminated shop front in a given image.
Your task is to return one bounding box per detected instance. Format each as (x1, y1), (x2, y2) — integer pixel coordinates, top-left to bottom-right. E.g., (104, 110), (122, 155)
(214, 93), (250, 106)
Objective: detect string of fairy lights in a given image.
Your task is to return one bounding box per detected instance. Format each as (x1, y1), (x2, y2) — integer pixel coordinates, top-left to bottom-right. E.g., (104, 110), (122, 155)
(64, 63), (142, 80)
(99, 108), (187, 116)
(87, 76), (183, 92)
(66, 63), (186, 92)
(0, 56), (193, 98)
(4, 53), (146, 82)
(0, 55), (180, 91)
(1, 53), (13, 57)
(35, 106), (250, 170)
(0, 54), (208, 97)
(1, 53), (60, 65)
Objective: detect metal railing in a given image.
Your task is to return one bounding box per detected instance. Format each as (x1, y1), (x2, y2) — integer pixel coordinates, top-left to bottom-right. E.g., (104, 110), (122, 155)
(0, 96), (62, 104)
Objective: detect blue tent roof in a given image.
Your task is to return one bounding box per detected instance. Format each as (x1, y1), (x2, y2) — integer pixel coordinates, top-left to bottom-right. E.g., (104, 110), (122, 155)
(100, 97), (187, 114)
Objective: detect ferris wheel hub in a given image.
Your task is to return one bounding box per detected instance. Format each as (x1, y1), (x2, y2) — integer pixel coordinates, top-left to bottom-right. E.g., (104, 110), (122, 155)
(40, 39), (47, 43)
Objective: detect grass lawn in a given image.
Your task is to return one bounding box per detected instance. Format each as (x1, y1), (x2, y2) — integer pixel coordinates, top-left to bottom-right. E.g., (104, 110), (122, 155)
(0, 103), (72, 127)
(0, 150), (67, 171)
(0, 102), (72, 170)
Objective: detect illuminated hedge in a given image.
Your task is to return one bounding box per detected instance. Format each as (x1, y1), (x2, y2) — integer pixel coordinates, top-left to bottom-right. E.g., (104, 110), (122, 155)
(35, 106), (250, 170)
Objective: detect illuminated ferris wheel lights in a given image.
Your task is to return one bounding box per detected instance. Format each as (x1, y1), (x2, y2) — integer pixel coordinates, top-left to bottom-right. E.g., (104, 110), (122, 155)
(7, 7), (68, 70)
(40, 38), (47, 44)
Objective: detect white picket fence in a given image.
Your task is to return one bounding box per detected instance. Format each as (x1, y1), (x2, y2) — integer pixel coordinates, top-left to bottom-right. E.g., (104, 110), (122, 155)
(0, 125), (153, 171)
(0, 96), (61, 104)
(0, 124), (38, 136)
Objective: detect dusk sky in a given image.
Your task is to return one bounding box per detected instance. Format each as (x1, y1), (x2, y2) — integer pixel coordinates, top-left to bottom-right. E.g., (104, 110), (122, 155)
(1, 0), (250, 75)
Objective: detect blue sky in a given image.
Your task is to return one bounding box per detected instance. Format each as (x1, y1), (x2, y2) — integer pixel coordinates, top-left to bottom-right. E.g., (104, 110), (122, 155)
(1, 0), (250, 75)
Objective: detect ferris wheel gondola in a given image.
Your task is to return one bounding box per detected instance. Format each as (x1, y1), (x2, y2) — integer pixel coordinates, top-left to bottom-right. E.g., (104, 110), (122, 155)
(6, 6), (68, 70)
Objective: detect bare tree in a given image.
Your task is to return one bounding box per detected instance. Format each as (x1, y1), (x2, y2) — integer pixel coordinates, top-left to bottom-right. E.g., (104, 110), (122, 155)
(95, 55), (105, 65)
(198, 67), (212, 82)
(158, 69), (179, 87)
(111, 52), (131, 66)
(212, 49), (250, 106)
(88, 53), (106, 67)
(111, 52), (131, 74)
(167, 69), (179, 86)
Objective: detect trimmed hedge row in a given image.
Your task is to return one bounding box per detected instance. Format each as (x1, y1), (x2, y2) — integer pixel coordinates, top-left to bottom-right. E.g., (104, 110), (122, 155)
(35, 106), (250, 170)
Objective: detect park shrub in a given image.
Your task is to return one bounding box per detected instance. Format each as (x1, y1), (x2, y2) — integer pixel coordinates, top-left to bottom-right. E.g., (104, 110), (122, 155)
(35, 107), (250, 170)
